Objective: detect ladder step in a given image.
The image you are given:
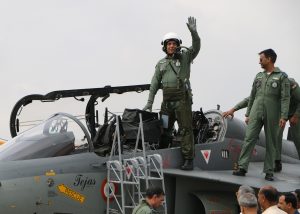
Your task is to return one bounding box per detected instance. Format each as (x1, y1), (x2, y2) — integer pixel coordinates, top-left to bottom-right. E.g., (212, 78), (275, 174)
(138, 177), (163, 180)
(106, 114), (167, 213)
(124, 205), (135, 208)
(107, 180), (140, 185)
(107, 208), (122, 214)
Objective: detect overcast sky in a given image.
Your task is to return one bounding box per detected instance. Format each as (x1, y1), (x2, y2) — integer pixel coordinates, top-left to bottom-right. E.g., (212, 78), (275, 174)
(0, 0), (299, 139)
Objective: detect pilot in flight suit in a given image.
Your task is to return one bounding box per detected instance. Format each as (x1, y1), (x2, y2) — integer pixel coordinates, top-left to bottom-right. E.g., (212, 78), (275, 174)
(277, 78), (300, 163)
(223, 78), (300, 171)
(132, 187), (165, 214)
(143, 17), (201, 170)
(132, 199), (153, 214)
(233, 49), (290, 181)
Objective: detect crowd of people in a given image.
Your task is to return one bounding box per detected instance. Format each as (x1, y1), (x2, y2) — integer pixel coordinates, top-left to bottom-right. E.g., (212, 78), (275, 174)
(236, 185), (300, 214)
(132, 185), (300, 214)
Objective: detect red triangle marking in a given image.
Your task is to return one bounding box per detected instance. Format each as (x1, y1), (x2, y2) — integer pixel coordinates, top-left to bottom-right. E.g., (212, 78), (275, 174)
(204, 151), (209, 159)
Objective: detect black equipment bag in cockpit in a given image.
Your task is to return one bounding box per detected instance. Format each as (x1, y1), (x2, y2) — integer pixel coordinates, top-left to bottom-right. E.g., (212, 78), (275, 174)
(121, 108), (161, 143)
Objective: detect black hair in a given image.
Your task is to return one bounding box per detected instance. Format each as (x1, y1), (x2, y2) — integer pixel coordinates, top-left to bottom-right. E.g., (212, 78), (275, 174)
(295, 189), (300, 201)
(145, 186), (165, 198)
(259, 49), (277, 63)
(260, 187), (278, 203)
(282, 192), (297, 209)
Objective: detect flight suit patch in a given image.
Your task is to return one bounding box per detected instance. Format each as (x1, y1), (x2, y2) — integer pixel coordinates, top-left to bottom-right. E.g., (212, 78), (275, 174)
(272, 82), (278, 88)
(255, 80), (261, 88)
(159, 63), (167, 73)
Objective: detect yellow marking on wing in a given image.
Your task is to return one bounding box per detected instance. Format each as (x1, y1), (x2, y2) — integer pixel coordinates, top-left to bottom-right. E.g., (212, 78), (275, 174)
(57, 184), (85, 203)
(45, 170), (56, 176)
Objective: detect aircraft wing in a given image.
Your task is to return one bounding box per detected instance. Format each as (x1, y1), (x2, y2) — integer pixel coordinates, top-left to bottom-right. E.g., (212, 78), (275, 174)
(163, 162), (300, 191)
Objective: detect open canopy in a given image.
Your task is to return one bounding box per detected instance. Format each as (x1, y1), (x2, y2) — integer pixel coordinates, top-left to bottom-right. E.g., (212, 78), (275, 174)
(9, 84), (150, 139)
(0, 113), (92, 161)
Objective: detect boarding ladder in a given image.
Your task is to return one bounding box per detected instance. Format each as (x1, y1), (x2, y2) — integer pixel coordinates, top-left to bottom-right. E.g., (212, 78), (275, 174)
(106, 113), (167, 214)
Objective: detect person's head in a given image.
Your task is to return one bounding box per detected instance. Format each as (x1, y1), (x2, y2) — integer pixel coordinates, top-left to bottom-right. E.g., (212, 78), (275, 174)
(257, 185), (278, 211)
(294, 189), (300, 209)
(258, 49), (277, 69)
(161, 32), (182, 55)
(145, 186), (165, 208)
(238, 193), (258, 214)
(278, 192), (298, 214)
(236, 185), (255, 199)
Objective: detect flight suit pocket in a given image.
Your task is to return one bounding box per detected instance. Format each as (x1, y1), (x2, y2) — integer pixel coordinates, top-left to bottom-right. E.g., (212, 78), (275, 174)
(268, 80), (280, 95)
(254, 79), (262, 94)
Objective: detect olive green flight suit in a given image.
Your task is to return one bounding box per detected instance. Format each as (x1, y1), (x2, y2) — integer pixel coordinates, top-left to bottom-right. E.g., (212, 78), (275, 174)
(132, 200), (153, 214)
(232, 79), (300, 160)
(233, 97), (250, 111)
(238, 68), (290, 173)
(146, 30), (200, 160)
(277, 79), (300, 159)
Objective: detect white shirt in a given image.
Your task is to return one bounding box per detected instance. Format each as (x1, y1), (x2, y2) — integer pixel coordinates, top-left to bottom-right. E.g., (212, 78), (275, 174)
(262, 205), (287, 214)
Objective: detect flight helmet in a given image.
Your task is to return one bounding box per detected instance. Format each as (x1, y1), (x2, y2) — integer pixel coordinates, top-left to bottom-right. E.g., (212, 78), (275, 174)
(161, 32), (182, 52)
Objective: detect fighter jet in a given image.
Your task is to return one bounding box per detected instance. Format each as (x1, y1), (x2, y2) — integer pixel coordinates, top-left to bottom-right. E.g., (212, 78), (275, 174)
(0, 84), (299, 214)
